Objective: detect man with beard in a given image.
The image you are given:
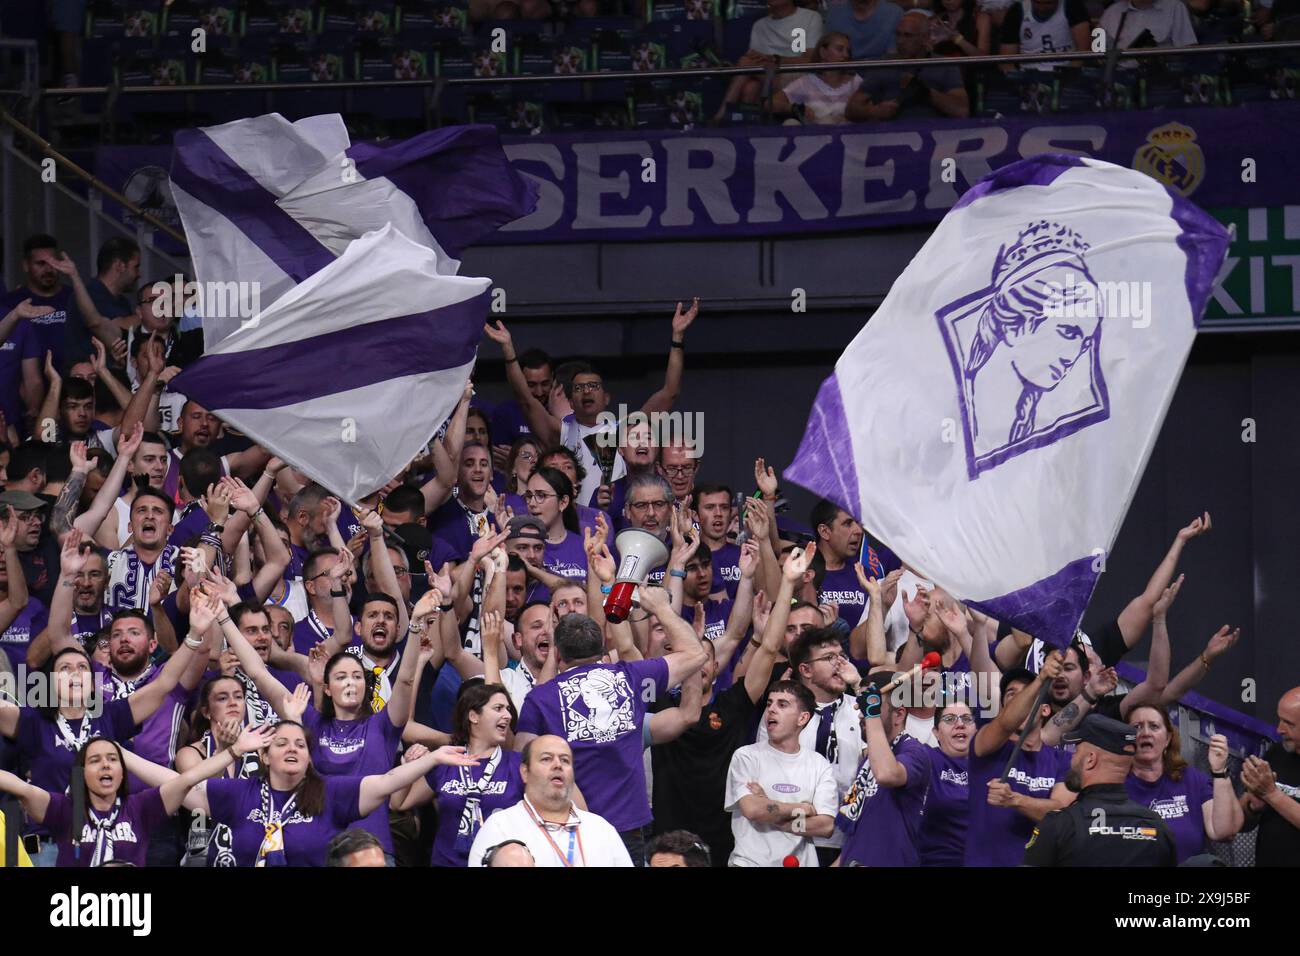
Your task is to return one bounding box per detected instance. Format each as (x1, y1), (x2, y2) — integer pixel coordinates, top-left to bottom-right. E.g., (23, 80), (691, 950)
(27, 532), (119, 667)
(106, 488), (178, 611)
(428, 443), (496, 561)
(693, 482), (740, 600)
(0, 236), (100, 381)
(617, 473), (674, 589)
(468, 735), (632, 867)
(285, 484), (329, 579)
(222, 602), (304, 727)
(2, 486), (61, 608)
(341, 593), (406, 712)
(1240, 686), (1300, 867)
(483, 299), (697, 507)
(656, 441), (699, 509)
(158, 400), (268, 504)
(1023, 714), (1175, 866)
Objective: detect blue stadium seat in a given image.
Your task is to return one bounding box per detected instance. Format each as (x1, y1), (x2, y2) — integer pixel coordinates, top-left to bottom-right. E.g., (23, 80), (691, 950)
(161, 1), (239, 51)
(396, 0), (472, 38)
(646, 0), (718, 22)
(722, 14), (758, 61)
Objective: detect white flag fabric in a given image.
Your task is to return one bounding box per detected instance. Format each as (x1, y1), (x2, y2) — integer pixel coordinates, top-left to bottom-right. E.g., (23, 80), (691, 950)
(786, 154), (1229, 647)
(169, 113), (535, 348)
(170, 226), (490, 504)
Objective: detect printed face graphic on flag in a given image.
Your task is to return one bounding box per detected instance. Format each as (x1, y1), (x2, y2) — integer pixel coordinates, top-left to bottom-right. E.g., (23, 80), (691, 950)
(937, 220), (1109, 479)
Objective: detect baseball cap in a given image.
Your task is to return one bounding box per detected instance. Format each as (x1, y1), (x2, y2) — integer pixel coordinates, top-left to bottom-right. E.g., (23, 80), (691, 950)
(506, 515), (546, 541)
(392, 523), (433, 571)
(0, 491), (48, 512)
(1061, 713), (1137, 755)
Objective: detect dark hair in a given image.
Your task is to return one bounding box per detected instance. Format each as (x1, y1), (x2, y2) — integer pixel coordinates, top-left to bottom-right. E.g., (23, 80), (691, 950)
(259, 720), (326, 817)
(556, 360), (593, 399)
(647, 830), (712, 867)
(61, 377), (96, 407)
(538, 444), (588, 488)
(109, 607), (154, 638)
(1065, 641), (1090, 675)
(139, 430), (169, 451)
(22, 234), (58, 258)
(517, 348), (552, 373)
(692, 482), (734, 504)
(810, 499), (845, 538)
(466, 407), (491, 434)
(131, 487), (173, 518)
(229, 602), (269, 631)
(326, 828), (383, 866)
(95, 236), (140, 275)
(303, 547), (339, 582)
(530, 465), (579, 535)
(505, 436), (542, 494)
(40, 646), (93, 720)
(1000, 667), (1037, 701)
(188, 675), (246, 743)
(452, 682), (516, 746)
(554, 613), (603, 663)
(179, 448), (222, 499)
(43, 442), (72, 484)
(9, 441), (48, 483)
(362, 592), (399, 614)
(74, 736), (131, 818)
(320, 651), (376, 720)
(506, 554), (527, 575)
(788, 600), (820, 618)
(686, 542), (713, 568)
(767, 679), (816, 717)
(382, 485), (424, 518)
(934, 699), (973, 727)
(789, 626), (842, 673)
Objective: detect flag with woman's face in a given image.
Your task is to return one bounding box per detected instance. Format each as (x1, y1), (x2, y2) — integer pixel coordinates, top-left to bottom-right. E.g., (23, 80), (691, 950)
(786, 154), (1229, 648)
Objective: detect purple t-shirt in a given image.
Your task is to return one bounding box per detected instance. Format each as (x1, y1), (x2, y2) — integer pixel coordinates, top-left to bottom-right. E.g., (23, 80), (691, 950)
(291, 609), (335, 655)
(688, 597), (732, 643)
(288, 543), (308, 581)
(918, 749), (969, 866)
(427, 498), (493, 563)
(300, 701), (402, 852)
(1125, 766), (1213, 864)
(490, 398), (531, 446)
(206, 775), (363, 867)
(168, 500), (210, 548)
(542, 530), (588, 582)
(965, 740), (1070, 867)
(0, 596), (49, 670)
(710, 542), (742, 600)
(836, 734), (931, 867)
(0, 316), (40, 438)
(95, 661), (194, 768)
(45, 786), (169, 867)
(428, 746), (524, 867)
(517, 657), (670, 832)
(13, 698), (140, 835)
(818, 565), (868, 629)
(0, 285), (77, 370)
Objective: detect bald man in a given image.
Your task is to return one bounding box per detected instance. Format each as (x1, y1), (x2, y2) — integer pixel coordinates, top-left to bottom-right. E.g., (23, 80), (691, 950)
(1240, 686), (1300, 867)
(1023, 714), (1176, 866)
(467, 736), (633, 867)
(846, 10), (969, 121)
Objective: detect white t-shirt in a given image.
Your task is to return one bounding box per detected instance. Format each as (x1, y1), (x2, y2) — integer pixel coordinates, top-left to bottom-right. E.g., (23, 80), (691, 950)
(560, 414), (626, 506)
(499, 661), (539, 715)
(749, 7), (825, 57)
(755, 691), (863, 849)
(725, 741), (838, 867)
(905, 711), (938, 748)
(467, 799), (633, 867)
(782, 73), (862, 125)
(1099, 0), (1198, 50)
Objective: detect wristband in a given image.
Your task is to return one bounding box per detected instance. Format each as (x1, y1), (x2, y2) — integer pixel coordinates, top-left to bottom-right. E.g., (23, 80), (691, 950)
(505, 355), (519, 364)
(669, 569), (687, 580)
(250, 507), (265, 522)
(439, 602), (455, 612)
(1211, 769), (1229, 779)
(670, 340), (684, 350)
(600, 584), (612, 594)
(749, 637), (762, 649)
(330, 588), (347, 598)
(217, 615), (232, 625)
(1081, 689), (1099, 706)
(1200, 653), (1212, 670)
(184, 635), (204, 649)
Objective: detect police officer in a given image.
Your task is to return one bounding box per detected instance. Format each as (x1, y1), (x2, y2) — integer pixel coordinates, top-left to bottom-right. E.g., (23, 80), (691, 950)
(1022, 713), (1176, 866)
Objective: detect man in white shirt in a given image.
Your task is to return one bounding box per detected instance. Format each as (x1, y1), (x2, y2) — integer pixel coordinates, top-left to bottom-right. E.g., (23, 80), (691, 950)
(717, 0), (825, 120)
(726, 680), (838, 866)
(468, 735), (632, 867)
(498, 602), (553, 713)
(757, 627), (866, 864)
(1099, 0), (1198, 64)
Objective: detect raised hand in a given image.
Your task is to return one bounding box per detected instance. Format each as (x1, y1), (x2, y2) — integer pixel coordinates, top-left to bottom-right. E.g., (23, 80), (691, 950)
(0, 509), (21, 550)
(1207, 734), (1230, 775)
(327, 546), (355, 589)
(1177, 512), (1212, 542)
(1086, 666), (1118, 699)
(783, 541), (815, 583)
(1204, 625), (1240, 662)
(189, 588), (221, 635)
(345, 530), (367, 559)
(480, 609), (503, 651)
(148, 570), (173, 608)
(585, 529), (616, 585)
(935, 595), (968, 636)
(43, 350), (59, 383)
(204, 565), (240, 606)
(853, 562), (881, 601)
(417, 633), (439, 667)
(90, 338), (109, 375)
(117, 421), (144, 460)
(1152, 574), (1183, 620)
(204, 481), (233, 525)
(483, 319), (513, 349)
(320, 496), (342, 524)
(69, 441), (92, 476)
(282, 683), (310, 724)
(986, 780), (1020, 808)
(880, 567), (904, 610)
(219, 649), (240, 678)
(233, 724), (274, 758)
(744, 495), (771, 541)
(214, 718), (242, 750)
(59, 528), (88, 574)
(752, 589), (772, 637)
(50, 252), (79, 277)
(671, 297), (700, 338)
(425, 560), (453, 599)
(224, 477), (260, 516)
(738, 539), (760, 580)
(180, 546), (208, 581)
(635, 583), (671, 618)
(1039, 649), (1065, 683)
(307, 645), (328, 687)
(360, 506), (384, 539)
(903, 588), (930, 630)
(753, 457), (778, 498)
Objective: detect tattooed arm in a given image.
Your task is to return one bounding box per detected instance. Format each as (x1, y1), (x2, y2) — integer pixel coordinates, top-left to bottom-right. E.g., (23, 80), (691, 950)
(1039, 665), (1118, 746)
(50, 443), (93, 538)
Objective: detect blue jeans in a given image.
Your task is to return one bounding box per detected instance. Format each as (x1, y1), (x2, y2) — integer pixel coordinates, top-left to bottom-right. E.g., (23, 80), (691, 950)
(31, 839), (60, 867)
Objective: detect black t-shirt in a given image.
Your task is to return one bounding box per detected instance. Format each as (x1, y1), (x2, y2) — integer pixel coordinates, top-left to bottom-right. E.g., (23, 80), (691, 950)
(1249, 742), (1300, 867)
(1022, 783), (1177, 866)
(1000, 0), (1090, 44)
(650, 680), (758, 850)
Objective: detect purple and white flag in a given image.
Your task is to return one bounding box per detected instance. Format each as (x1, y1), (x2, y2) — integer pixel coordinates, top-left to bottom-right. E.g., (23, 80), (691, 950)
(786, 154), (1229, 647)
(169, 114), (535, 347)
(170, 226), (490, 504)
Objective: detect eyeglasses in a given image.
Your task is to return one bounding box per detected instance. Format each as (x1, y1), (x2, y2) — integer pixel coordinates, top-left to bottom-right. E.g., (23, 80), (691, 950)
(571, 382), (603, 394)
(521, 491), (556, 504)
(517, 451), (538, 463)
(661, 465), (696, 476)
(939, 714), (976, 726)
(628, 500), (670, 513)
(812, 653), (847, 666)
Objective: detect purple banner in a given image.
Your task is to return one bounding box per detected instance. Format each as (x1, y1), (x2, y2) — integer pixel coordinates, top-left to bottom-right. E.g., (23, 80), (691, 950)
(95, 103), (1300, 244)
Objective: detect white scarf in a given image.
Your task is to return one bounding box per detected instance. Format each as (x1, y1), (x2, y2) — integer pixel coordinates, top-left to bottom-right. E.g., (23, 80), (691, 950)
(84, 799), (123, 867)
(457, 746), (502, 840)
(55, 713), (94, 753)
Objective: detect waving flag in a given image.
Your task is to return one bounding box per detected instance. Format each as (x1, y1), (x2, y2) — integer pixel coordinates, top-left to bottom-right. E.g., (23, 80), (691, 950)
(169, 113), (535, 347)
(786, 154), (1229, 647)
(170, 226), (490, 504)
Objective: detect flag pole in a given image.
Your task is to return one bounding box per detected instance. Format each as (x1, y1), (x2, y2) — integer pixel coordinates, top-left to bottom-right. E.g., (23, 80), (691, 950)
(999, 680), (1054, 782)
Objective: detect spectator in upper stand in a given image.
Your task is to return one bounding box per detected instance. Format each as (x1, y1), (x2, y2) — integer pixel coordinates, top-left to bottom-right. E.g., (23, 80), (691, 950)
(491, 348), (552, 451)
(846, 10), (971, 119)
(931, 0), (986, 56)
(825, 0), (905, 59)
(770, 31), (864, 123)
(1099, 0), (1199, 59)
(1255, 0), (1300, 39)
(713, 0), (825, 120)
(657, 440), (699, 508)
(83, 238), (140, 330)
(483, 301), (697, 508)
(998, 0), (1091, 70)
(0, 238), (83, 391)
(974, 0), (1018, 52)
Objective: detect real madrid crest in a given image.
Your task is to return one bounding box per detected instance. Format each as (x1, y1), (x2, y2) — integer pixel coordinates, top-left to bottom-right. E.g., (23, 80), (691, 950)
(1132, 122), (1205, 197)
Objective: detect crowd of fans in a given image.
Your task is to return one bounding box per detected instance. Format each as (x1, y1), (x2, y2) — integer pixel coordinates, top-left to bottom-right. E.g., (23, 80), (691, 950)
(13, 0), (1298, 135)
(0, 231), (1296, 868)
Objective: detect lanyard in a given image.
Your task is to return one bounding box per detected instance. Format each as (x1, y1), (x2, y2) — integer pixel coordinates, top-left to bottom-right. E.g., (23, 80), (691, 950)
(522, 797), (586, 867)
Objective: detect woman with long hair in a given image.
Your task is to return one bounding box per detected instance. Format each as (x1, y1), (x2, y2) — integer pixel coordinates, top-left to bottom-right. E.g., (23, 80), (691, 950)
(917, 700), (974, 866)
(524, 466), (586, 580)
(932, 0), (981, 55)
(0, 724), (270, 867)
(1126, 704), (1243, 863)
(504, 437), (542, 503)
(396, 681), (523, 866)
(768, 32), (862, 125)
